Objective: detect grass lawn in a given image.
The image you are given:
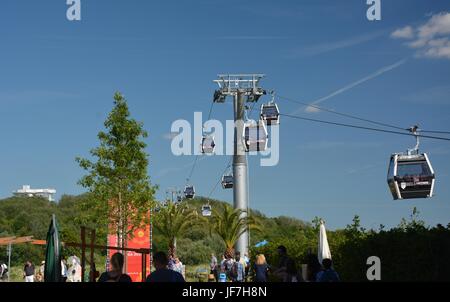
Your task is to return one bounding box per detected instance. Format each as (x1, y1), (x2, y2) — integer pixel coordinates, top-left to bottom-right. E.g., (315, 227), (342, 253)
(184, 263), (211, 282)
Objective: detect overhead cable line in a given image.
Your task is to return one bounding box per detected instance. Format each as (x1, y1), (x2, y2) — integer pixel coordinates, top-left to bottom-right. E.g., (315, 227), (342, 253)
(186, 101), (216, 184)
(277, 94), (408, 131)
(279, 113), (450, 142)
(207, 158), (232, 199)
(420, 129), (450, 135)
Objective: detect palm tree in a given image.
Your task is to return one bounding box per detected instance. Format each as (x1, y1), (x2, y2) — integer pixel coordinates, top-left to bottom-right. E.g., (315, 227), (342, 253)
(209, 203), (261, 258)
(153, 201), (199, 257)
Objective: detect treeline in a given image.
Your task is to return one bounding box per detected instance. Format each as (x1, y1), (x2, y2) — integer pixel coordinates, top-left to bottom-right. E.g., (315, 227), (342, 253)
(1, 195), (449, 281)
(0, 194), (106, 266)
(0, 195), (312, 267)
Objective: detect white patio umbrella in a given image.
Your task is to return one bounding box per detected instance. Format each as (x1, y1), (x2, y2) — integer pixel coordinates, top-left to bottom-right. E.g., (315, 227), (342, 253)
(318, 220), (332, 265)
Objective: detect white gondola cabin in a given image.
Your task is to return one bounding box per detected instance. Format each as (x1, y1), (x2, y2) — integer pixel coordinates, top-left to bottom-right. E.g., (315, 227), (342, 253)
(243, 119), (268, 152)
(201, 204), (212, 217)
(387, 153), (435, 200)
(201, 135), (215, 154)
(387, 126), (435, 200)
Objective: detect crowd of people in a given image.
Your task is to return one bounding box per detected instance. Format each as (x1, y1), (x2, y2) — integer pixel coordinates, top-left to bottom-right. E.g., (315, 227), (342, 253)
(18, 258), (76, 282)
(209, 245), (340, 282)
(9, 245), (339, 282)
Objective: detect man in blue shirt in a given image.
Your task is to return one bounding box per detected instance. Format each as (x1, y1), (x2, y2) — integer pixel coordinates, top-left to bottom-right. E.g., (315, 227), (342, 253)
(316, 258), (340, 282)
(146, 252), (185, 282)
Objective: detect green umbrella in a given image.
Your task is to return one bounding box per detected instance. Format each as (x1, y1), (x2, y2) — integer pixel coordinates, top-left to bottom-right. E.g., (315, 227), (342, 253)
(44, 214), (62, 282)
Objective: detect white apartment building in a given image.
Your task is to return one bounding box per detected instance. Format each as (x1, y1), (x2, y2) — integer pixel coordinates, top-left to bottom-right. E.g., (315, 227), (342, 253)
(13, 185), (56, 202)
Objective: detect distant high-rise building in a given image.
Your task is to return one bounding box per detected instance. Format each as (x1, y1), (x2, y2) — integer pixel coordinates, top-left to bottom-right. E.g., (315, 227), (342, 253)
(13, 185), (56, 201)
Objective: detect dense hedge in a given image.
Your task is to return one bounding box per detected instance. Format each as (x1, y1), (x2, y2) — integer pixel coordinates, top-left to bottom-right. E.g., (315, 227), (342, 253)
(336, 223), (450, 281)
(252, 215), (450, 281)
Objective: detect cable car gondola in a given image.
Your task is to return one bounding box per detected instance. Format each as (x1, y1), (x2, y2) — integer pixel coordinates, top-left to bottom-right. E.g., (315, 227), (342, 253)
(261, 102), (280, 126)
(221, 174), (233, 189)
(184, 185), (195, 199)
(387, 126), (435, 200)
(243, 119), (268, 152)
(201, 204), (212, 217)
(201, 135), (215, 154)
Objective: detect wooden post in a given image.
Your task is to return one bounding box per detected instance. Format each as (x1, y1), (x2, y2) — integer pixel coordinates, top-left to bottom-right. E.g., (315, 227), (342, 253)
(80, 227), (86, 282)
(141, 252), (147, 282)
(89, 229), (96, 282)
(149, 209), (153, 272)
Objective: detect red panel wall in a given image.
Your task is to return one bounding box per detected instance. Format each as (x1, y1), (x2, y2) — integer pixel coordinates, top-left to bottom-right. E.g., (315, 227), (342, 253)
(107, 216), (151, 282)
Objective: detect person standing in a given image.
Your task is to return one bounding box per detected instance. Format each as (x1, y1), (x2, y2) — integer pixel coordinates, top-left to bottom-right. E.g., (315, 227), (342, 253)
(316, 258), (340, 282)
(61, 259), (68, 282)
(254, 254), (269, 282)
(243, 253), (250, 279)
(305, 253), (321, 282)
(173, 257), (183, 276)
(210, 253), (218, 281)
(273, 245), (297, 282)
(23, 261), (35, 282)
(222, 254), (234, 282)
(0, 262), (8, 281)
(168, 254), (176, 270)
(231, 252), (246, 282)
(219, 254), (226, 272)
(146, 252), (185, 282)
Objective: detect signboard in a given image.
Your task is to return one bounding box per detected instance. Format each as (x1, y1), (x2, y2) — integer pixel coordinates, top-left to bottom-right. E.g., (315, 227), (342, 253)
(107, 219), (151, 282)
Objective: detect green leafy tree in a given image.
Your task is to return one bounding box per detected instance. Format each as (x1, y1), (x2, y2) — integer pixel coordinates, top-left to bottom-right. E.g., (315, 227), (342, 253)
(76, 92), (157, 256)
(398, 207), (426, 231)
(208, 203), (261, 258)
(153, 201), (200, 257)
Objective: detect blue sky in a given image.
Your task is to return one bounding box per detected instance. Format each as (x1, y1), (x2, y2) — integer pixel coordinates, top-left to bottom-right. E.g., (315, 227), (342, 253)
(1, 0), (450, 230)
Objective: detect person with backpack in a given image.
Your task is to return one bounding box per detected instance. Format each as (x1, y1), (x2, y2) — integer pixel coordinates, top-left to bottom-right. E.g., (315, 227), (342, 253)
(222, 254), (234, 282)
(98, 252), (132, 282)
(316, 258), (340, 282)
(231, 252), (246, 282)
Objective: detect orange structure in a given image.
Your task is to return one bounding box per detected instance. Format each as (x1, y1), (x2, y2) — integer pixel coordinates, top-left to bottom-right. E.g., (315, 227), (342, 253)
(107, 211), (152, 282)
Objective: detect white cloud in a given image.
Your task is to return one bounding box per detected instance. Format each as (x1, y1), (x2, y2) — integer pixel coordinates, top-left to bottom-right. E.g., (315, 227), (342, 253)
(391, 12), (450, 59)
(391, 26), (414, 39)
(291, 59), (407, 114)
(305, 106), (320, 113)
(216, 36), (289, 40)
(290, 31), (385, 57)
(162, 132), (178, 140)
(422, 37), (450, 59)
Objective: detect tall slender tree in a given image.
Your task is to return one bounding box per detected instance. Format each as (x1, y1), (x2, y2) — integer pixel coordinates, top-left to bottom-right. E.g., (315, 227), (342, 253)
(76, 92), (157, 262)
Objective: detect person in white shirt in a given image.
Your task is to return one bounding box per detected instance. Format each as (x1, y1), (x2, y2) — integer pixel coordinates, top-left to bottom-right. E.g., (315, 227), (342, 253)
(61, 259), (68, 282)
